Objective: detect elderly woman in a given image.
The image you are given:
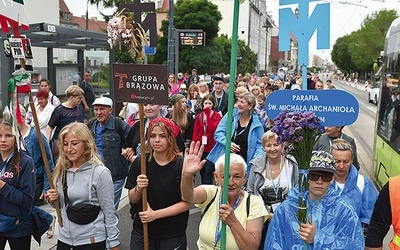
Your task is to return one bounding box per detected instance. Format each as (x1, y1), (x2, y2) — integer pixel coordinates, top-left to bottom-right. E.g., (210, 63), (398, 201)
(181, 142), (268, 250)
(25, 78), (60, 124)
(247, 131), (299, 216)
(198, 82), (209, 98)
(247, 131), (299, 248)
(207, 93), (264, 175)
(29, 90), (55, 135)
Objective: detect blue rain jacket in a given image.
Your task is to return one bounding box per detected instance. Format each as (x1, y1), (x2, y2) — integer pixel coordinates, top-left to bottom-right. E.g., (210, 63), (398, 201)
(264, 186), (364, 250)
(332, 165), (378, 224)
(207, 108), (264, 174)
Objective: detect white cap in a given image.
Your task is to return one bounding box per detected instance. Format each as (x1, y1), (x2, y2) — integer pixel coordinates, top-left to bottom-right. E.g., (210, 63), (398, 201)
(291, 84), (301, 90)
(92, 97), (113, 107)
(180, 84), (187, 89)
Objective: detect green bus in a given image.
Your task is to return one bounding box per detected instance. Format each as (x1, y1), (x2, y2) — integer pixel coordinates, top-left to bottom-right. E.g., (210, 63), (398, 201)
(373, 17), (400, 189)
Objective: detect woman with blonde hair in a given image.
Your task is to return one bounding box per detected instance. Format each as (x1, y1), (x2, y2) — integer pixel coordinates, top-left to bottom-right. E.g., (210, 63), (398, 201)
(167, 94), (194, 147)
(234, 86), (249, 107)
(247, 130), (299, 248)
(198, 82), (209, 98)
(125, 117), (189, 249)
(46, 122), (120, 250)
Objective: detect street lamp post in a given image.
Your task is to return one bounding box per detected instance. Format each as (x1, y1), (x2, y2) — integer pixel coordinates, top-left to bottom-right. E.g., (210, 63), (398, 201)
(167, 0), (175, 74)
(256, 12), (262, 76)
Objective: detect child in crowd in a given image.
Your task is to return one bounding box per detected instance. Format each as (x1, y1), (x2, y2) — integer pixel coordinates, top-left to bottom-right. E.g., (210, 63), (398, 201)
(256, 94), (268, 130)
(192, 95), (222, 184)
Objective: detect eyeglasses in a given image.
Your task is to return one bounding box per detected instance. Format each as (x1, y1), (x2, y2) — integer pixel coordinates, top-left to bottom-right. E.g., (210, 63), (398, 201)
(308, 172), (333, 182)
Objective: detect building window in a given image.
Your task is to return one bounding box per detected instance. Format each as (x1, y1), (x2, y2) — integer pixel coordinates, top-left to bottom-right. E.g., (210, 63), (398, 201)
(63, 12), (70, 21)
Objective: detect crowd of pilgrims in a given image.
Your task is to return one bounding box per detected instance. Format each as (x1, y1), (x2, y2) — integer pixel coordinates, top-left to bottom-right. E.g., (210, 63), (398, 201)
(0, 70), (380, 250)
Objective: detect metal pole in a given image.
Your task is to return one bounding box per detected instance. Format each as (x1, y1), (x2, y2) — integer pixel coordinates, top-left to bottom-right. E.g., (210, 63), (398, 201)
(256, 12), (262, 76)
(167, 0), (175, 74)
(174, 29), (179, 78)
(86, 0), (89, 30)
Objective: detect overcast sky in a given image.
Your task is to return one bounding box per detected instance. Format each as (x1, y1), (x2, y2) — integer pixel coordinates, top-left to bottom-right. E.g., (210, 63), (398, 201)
(65, 0), (400, 62)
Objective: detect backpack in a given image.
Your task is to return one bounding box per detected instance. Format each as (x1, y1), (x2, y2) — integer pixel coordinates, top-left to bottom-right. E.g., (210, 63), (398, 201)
(88, 116), (125, 146)
(356, 174), (365, 194)
(202, 187), (251, 218)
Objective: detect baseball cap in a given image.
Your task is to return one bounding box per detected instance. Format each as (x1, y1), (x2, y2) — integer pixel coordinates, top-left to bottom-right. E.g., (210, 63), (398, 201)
(308, 151), (336, 173)
(213, 74), (224, 82)
(92, 97), (113, 107)
(180, 84), (187, 89)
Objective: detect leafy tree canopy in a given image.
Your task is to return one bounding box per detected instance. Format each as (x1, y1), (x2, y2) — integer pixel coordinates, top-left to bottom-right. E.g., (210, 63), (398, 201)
(331, 9), (398, 75)
(90, 0), (257, 74)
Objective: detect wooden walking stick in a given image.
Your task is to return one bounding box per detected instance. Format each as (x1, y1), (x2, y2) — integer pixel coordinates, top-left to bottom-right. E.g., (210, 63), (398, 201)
(138, 103), (149, 250)
(19, 58), (63, 227)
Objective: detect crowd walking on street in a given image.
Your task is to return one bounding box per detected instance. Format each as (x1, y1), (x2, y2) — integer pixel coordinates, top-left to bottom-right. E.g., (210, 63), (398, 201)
(1, 71), (394, 250)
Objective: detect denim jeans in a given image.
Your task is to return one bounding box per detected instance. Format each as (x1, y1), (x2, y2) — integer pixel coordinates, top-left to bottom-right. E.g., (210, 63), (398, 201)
(113, 178), (126, 210)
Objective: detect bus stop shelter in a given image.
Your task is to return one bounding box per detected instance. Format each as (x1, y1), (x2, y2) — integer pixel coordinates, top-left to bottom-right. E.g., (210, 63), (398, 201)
(0, 22), (115, 109)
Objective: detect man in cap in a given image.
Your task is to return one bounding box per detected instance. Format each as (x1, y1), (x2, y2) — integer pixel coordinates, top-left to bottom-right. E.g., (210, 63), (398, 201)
(88, 97), (131, 209)
(178, 83), (188, 97)
(265, 151), (364, 249)
(211, 75), (228, 116)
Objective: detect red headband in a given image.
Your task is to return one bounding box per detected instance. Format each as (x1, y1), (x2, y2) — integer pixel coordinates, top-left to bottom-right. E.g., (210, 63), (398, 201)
(148, 117), (180, 138)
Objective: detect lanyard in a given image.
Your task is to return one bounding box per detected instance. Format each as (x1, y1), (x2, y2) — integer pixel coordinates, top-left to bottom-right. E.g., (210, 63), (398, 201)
(214, 191), (241, 249)
(232, 118), (250, 141)
(203, 113), (208, 135)
(0, 153), (14, 179)
(215, 92), (224, 111)
(267, 156), (283, 201)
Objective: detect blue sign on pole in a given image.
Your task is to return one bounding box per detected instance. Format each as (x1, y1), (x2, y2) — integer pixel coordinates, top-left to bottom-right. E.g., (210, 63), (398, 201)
(279, 0), (330, 89)
(145, 46), (156, 55)
(265, 90), (359, 126)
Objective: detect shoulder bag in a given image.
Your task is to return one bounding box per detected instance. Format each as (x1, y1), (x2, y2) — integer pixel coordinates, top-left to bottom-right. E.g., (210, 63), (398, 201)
(63, 169), (101, 225)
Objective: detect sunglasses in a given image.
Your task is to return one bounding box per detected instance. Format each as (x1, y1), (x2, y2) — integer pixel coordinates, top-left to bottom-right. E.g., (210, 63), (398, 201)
(308, 172), (333, 182)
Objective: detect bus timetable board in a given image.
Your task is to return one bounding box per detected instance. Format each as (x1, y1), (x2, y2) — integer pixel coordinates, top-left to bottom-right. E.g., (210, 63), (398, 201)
(179, 31), (205, 46)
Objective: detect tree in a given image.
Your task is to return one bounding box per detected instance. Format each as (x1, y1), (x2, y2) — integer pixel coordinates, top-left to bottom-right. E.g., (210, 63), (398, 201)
(331, 9), (398, 77)
(91, 0), (257, 74)
(150, 0), (256, 74)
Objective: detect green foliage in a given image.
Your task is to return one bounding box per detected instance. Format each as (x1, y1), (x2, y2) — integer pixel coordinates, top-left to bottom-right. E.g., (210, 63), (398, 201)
(150, 0), (256, 74)
(91, 0), (257, 74)
(331, 9), (398, 75)
(174, 0), (221, 42)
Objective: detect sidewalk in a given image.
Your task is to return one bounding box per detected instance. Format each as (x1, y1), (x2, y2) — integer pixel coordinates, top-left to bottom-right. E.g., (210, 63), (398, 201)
(5, 188), (130, 250)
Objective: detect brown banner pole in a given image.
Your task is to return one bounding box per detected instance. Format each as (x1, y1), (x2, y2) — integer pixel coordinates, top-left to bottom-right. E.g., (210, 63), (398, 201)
(139, 103), (148, 250)
(28, 92), (63, 227)
(19, 58), (63, 227)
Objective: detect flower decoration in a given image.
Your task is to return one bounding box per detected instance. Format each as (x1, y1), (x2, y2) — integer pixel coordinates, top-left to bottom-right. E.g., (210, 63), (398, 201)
(107, 9), (148, 59)
(271, 110), (323, 225)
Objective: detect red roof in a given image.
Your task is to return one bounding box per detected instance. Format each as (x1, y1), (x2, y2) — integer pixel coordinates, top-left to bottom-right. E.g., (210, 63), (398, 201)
(70, 16), (107, 33)
(59, 0), (71, 13)
(59, 0), (107, 33)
